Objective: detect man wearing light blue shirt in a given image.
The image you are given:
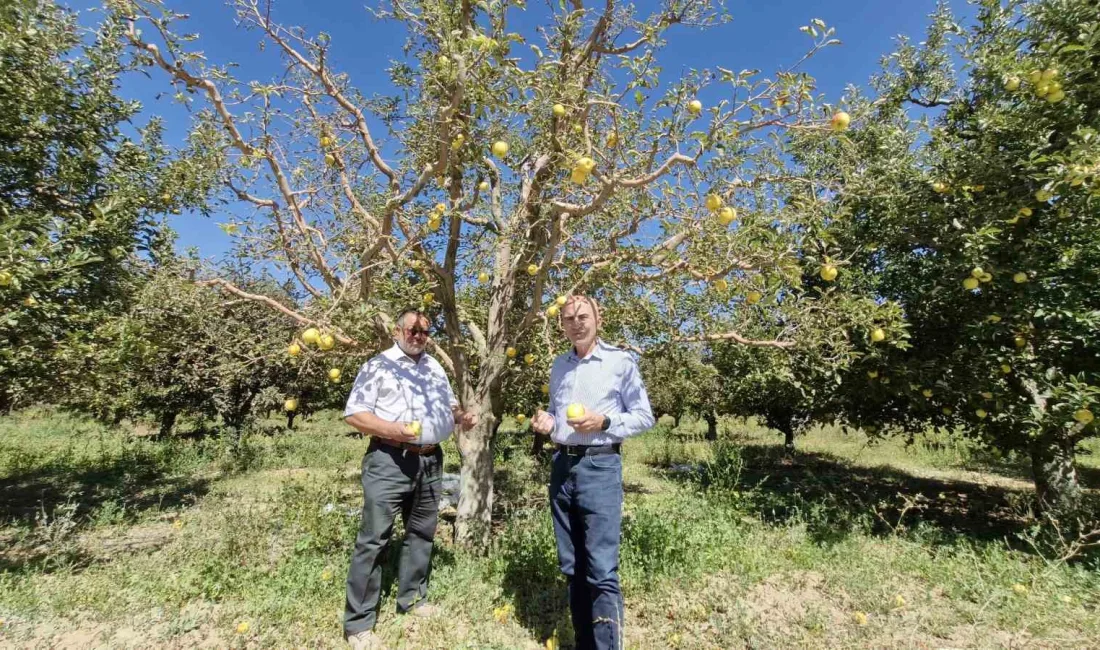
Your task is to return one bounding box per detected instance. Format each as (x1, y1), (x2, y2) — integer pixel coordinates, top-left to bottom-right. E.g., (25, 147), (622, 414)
(532, 295), (654, 650)
(342, 308), (477, 650)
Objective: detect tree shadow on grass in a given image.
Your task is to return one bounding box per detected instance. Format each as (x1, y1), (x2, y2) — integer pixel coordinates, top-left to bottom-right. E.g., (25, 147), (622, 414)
(0, 450), (209, 574)
(671, 443), (1100, 551)
(498, 529), (569, 647)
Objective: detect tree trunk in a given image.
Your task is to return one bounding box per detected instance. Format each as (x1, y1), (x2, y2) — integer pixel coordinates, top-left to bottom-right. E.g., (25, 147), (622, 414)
(286, 411), (297, 430)
(1029, 432), (1082, 516)
(704, 411), (718, 441)
(454, 403), (496, 550)
(157, 411), (178, 440)
(673, 412), (682, 429)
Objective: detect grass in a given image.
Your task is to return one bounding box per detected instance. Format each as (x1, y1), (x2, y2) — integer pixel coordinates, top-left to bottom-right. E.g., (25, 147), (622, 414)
(0, 408), (1098, 648)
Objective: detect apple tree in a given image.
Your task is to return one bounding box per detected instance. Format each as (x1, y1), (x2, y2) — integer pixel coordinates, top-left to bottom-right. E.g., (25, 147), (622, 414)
(114, 0), (904, 547)
(798, 0), (1100, 515)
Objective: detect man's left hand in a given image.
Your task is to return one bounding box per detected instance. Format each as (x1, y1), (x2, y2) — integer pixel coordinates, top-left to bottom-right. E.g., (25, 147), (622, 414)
(566, 411), (606, 433)
(455, 408), (479, 431)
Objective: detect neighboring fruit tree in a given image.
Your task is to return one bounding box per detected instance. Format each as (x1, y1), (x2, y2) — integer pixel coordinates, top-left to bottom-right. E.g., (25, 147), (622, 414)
(799, 0), (1099, 515)
(117, 0), (900, 547)
(0, 2), (193, 411)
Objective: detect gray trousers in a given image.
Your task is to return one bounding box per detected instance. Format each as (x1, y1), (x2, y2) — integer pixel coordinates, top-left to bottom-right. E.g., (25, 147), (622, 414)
(344, 441), (442, 635)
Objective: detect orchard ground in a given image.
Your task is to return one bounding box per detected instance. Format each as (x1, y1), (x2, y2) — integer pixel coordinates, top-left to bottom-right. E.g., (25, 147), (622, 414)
(0, 409), (1098, 649)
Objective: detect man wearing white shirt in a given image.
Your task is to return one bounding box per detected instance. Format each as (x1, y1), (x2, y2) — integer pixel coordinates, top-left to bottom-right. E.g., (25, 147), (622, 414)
(342, 308), (477, 649)
(532, 295), (654, 650)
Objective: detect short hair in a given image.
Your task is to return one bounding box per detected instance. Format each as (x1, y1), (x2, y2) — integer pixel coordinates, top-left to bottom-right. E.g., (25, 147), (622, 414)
(394, 308), (426, 329)
(562, 294), (601, 322)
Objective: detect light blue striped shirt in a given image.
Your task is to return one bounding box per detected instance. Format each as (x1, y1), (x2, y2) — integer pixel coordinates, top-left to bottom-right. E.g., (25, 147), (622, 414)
(548, 339), (655, 445)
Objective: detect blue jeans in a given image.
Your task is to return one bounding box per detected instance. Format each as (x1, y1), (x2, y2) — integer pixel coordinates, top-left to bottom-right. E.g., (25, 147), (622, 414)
(549, 450), (624, 650)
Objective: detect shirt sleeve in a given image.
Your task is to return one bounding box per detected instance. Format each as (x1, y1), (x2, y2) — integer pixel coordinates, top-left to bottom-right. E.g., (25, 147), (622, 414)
(343, 358), (383, 417)
(608, 355), (655, 439)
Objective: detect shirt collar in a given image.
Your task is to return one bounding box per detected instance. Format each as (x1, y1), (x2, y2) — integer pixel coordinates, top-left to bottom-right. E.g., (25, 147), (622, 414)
(383, 343), (428, 366)
(568, 338), (607, 363)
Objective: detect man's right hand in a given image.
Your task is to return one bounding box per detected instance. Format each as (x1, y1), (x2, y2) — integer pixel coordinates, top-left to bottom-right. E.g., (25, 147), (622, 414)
(381, 421), (421, 443)
(532, 409), (555, 435)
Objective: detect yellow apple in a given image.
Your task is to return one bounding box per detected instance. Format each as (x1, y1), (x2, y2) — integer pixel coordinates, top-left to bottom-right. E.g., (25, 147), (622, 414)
(524, 353), (535, 365)
(516, 414), (527, 423)
(542, 383), (550, 395)
(1014, 335), (1026, 348)
(942, 407), (953, 415)
(320, 135), (333, 148)
(606, 132), (618, 148)
(407, 420), (421, 437)
(931, 181), (948, 194)
(422, 292), (434, 304)
(478, 271), (490, 283)
(867, 370), (879, 379)
(451, 134), (465, 150)
(987, 314), (1002, 323)
(975, 408), (987, 419)
(1040, 68), (1058, 81)
(566, 403), (585, 419)
(1035, 82), (1050, 97)
(717, 206), (737, 226)
(1018, 207), (1032, 217)
(1074, 408), (1094, 425)
(979, 272), (993, 283)
(570, 167), (589, 184)
(687, 99), (703, 115)
(506, 346), (517, 358)
(830, 111), (851, 131)
(288, 343), (301, 357)
(971, 267), (984, 279)
(556, 295), (567, 306)
(438, 55), (450, 66)
(820, 264), (838, 282)
(1003, 76), (1020, 91)
(871, 328), (886, 343)
(922, 388), (933, 398)
(285, 398), (298, 412)
(328, 368), (341, 381)
(479, 180), (490, 192)
(576, 156), (596, 172)
(427, 217), (442, 232)
(0, 270), (11, 286)
(712, 278), (728, 292)
(527, 263), (539, 276)
(1001, 364), (1012, 374)
(324, 153), (336, 166)
(552, 103), (566, 117)
(1013, 272), (1028, 284)
(705, 194), (723, 211)
(1035, 189), (1052, 202)
(22, 296), (36, 307)
(319, 334), (335, 350)
(1046, 89), (1065, 103)
(746, 291), (762, 305)
(491, 141), (509, 158)
(547, 304), (560, 318)
(963, 277), (980, 290)
(302, 327), (321, 345)
(573, 123), (583, 133)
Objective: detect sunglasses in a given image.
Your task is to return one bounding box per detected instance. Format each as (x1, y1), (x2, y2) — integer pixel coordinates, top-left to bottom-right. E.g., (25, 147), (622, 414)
(403, 327), (431, 337)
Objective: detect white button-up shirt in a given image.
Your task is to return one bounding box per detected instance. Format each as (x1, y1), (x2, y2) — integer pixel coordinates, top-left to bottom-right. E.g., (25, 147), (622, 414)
(548, 339), (655, 446)
(343, 344), (457, 445)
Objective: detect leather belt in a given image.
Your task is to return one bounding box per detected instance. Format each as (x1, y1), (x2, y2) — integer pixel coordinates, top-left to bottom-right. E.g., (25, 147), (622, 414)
(370, 437), (440, 456)
(556, 443), (621, 456)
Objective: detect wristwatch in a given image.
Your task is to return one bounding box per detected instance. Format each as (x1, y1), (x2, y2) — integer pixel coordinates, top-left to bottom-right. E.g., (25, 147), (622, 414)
(600, 415), (611, 431)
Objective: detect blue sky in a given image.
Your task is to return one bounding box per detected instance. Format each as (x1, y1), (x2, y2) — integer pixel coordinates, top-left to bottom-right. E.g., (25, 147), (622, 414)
(71, 0), (968, 261)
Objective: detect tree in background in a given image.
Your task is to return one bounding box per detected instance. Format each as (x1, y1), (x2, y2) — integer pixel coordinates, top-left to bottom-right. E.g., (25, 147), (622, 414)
(800, 0), (1099, 515)
(115, 0), (902, 547)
